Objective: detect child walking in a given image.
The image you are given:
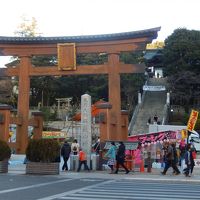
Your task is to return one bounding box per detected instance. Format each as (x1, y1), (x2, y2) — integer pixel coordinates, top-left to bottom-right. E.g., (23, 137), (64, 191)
(77, 147), (90, 172)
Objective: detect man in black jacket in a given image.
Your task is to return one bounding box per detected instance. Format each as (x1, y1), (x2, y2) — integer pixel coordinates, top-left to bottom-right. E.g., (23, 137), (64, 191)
(115, 142), (129, 174)
(61, 140), (71, 171)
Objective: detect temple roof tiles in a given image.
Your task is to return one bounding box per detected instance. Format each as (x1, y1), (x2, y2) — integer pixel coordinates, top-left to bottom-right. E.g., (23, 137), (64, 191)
(0, 27), (161, 44)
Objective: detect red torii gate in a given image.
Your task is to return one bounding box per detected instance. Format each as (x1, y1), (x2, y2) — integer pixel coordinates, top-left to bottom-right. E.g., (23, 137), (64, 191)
(0, 27), (160, 153)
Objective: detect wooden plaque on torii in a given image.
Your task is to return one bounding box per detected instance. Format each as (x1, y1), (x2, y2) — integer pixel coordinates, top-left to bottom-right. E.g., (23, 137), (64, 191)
(0, 27), (160, 153)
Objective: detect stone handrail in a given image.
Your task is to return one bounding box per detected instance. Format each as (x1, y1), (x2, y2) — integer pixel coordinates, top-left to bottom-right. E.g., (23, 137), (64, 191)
(128, 104), (139, 135)
(128, 89), (146, 135)
(162, 104), (169, 125)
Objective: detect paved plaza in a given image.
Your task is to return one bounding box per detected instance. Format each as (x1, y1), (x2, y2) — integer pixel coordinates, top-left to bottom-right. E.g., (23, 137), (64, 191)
(7, 154), (200, 182)
(0, 154), (199, 200)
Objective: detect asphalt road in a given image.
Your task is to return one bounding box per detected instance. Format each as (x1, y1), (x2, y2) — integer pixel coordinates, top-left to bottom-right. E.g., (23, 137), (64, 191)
(1, 173), (200, 200)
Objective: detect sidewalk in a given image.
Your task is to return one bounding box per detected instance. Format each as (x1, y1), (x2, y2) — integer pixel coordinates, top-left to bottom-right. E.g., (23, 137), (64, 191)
(7, 154), (200, 183)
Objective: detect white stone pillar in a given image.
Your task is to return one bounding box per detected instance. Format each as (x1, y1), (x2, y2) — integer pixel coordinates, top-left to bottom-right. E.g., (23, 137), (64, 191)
(138, 92), (142, 104)
(81, 94), (92, 155)
(167, 92), (170, 105)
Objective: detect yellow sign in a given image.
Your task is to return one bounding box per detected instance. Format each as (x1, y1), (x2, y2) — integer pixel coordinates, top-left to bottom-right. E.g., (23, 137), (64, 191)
(42, 131), (66, 139)
(181, 129), (187, 139)
(187, 110), (199, 132)
(57, 43), (76, 71)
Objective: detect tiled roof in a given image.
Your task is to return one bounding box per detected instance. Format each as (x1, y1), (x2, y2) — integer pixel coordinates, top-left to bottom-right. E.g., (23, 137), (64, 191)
(0, 27), (161, 44)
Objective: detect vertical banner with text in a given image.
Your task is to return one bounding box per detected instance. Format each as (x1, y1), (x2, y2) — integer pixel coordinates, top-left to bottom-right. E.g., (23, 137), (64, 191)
(187, 109), (199, 132)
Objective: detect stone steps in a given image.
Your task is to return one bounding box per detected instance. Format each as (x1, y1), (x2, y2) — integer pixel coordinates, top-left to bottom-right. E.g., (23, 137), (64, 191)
(130, 78), (167, 135)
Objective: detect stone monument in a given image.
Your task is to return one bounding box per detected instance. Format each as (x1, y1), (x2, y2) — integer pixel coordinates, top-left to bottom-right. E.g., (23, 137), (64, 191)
(80, 94), (92, 155)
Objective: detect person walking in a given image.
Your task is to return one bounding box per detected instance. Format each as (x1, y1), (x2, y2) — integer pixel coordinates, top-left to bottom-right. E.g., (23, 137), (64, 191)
(190, 143), (197, 175)
(184, 144), (195, 177)
(77, 147), (90, 172)
(161, 142), (180, 175)
(115, 142), (130, 174)
(153, 114), (158, 124)
(171, 143), (181, 175)
(71, 139), (79, 155)
(178, 139), (186, 172)
(104, 142), (117, 174)
(61, 140), (71, 171)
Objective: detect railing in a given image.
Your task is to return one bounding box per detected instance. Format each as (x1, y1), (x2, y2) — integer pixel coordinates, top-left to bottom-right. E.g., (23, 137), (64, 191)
(162, 104), (169, 125)
(128, 89), (147, 135)
(128, 104), (139, 135)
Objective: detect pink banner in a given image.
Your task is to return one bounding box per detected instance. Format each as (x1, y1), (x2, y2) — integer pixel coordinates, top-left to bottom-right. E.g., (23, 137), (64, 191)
(128, 131), (176, 144)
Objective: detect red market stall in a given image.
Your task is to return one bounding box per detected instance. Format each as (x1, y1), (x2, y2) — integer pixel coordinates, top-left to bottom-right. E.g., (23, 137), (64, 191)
(128, 131), (178, 171)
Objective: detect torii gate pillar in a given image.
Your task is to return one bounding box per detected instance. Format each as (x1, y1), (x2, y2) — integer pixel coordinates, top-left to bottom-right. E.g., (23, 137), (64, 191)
(0, 105), (11, 142)
(16, 56), (31, 154)
(107, 53), (123, 140)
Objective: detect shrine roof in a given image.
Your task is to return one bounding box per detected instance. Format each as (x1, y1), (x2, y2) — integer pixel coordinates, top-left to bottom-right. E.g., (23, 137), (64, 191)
(0, 27), (161, 44)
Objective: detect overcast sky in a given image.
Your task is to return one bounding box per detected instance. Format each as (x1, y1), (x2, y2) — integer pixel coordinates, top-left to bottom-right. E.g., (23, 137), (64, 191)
(0, 0), (200, 66)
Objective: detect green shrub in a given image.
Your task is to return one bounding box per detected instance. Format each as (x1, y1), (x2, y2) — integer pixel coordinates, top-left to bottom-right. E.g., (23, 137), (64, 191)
(0, 140), (11, 161)
(26, 139), (60, 163)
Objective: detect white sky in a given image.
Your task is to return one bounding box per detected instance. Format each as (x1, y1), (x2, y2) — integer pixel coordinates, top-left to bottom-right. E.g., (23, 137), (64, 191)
(0, 0), (200, 66)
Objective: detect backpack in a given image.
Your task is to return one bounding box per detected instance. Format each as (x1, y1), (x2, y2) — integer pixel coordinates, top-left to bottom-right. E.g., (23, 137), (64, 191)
(73, 146), (77, 152)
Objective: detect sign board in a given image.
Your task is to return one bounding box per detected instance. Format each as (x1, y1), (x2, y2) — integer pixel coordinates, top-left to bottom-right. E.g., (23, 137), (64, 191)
(42, 131), (67, 139)
(143, 85), (166, 91)
(187, 110), (199, 132)
(128, 131), (176, 145)
(57, 43), (76, 70)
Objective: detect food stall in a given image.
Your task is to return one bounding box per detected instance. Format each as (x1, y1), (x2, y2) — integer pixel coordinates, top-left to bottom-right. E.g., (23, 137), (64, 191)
(103, 141), (138, 170)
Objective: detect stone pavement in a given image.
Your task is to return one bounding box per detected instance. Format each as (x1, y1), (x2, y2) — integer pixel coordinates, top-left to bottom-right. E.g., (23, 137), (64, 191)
(7, 154), (200, 183)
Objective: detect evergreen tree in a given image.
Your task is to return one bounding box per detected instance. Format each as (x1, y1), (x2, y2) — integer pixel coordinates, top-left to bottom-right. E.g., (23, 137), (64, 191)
(163, 28), (200, 111)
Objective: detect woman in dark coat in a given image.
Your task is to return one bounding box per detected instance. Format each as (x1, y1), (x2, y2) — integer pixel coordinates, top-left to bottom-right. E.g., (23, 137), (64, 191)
(61, 140), (71, 171)
(115, 142), (129, 174)
(184, 144), (195, 177)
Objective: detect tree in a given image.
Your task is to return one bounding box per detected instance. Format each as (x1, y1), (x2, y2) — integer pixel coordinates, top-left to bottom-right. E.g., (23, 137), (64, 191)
(14, 15), (40, 37)
(163, 28), (200, 76)
(0, 78), (12, 104)
(168, 71), (200, 111)
(13, 16), (58, 107)
(163, 28), (200, 111)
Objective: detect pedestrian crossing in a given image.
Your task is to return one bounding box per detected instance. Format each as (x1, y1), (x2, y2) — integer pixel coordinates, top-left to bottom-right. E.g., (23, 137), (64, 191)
(55, 180), (200, 200)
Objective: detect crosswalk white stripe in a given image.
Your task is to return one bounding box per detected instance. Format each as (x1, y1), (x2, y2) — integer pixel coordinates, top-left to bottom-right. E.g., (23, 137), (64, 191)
(60, 197), (121, 200)
(57, 180), (200, 200)
(78, 190), (200, 196)
(90, 187), (200, 194)
(71, 192), (200, 199)
(60, 197), (196, 200)
(0, 179), (73, 194)
(36, 180), (114, 200)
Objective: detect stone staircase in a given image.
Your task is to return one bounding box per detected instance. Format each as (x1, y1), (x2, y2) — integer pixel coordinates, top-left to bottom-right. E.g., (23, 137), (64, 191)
(129, 78), (167, 135)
